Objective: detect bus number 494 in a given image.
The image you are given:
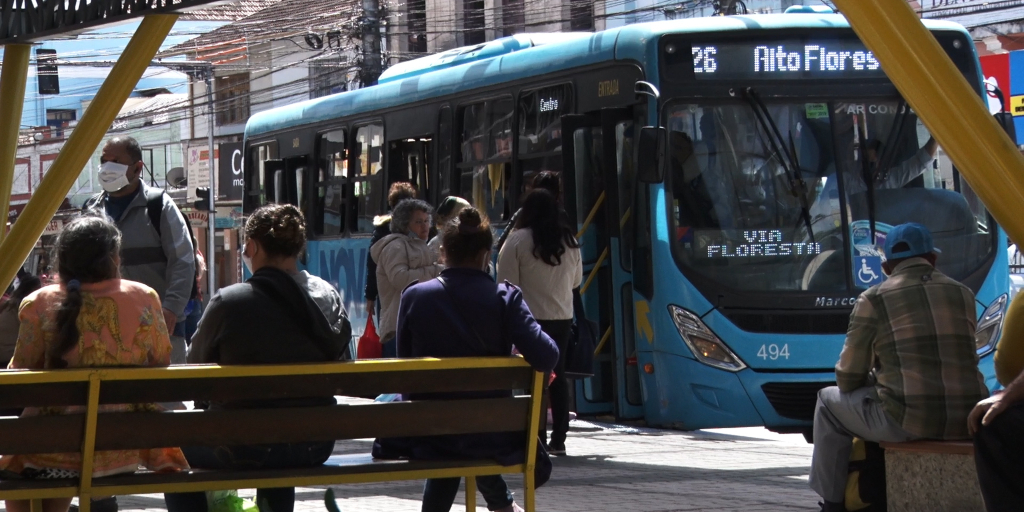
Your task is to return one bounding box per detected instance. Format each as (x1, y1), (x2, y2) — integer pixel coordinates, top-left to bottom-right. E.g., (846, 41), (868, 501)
(757, 344), (790, 360)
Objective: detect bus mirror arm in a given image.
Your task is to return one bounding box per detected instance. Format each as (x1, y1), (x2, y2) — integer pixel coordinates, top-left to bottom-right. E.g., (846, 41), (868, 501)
(988, 84), (1017, 141)
(635, 81), (660, 100)
(637, 126), (666, 183)
(996, 112), (1017, 142)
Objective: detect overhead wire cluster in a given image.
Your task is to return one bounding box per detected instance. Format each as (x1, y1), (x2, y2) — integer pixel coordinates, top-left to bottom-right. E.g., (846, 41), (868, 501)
(13, 0), (759, 149)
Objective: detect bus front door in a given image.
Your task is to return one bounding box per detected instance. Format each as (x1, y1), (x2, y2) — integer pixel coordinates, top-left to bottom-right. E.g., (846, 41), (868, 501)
(562, 108), (645, 420)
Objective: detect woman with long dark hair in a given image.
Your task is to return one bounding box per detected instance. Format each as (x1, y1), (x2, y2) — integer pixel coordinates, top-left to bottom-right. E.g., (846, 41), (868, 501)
(375, 207), (558, 512)
(0, 216), (187, 512)
(497, 189), (582, 455)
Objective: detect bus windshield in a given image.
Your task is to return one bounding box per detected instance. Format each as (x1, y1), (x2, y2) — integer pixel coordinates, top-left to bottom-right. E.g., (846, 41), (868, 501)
(665, 100), (994, 293)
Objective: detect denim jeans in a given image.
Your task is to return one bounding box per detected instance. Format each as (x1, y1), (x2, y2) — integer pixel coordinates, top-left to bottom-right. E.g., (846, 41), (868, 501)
(164, 441), (334, 512)
(421, 475), (514, 512)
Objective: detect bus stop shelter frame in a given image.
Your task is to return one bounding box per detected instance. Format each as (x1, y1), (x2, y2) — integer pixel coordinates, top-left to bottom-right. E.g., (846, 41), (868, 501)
(0, 1), (1022, 347)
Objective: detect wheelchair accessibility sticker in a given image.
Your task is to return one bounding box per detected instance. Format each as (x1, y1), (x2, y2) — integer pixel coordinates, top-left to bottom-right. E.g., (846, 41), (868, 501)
(856, 256), (884, 286)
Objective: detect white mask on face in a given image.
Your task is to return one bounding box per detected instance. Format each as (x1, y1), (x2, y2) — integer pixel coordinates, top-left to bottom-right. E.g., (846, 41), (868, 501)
(98, 161), (131, 193)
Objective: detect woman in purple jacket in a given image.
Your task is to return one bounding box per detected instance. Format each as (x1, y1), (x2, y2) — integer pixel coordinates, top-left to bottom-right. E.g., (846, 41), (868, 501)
(379, 207), (558, 512)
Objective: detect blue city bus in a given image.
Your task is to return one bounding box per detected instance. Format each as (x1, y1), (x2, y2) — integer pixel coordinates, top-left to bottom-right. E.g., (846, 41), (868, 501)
(242, 11), (1008, 433)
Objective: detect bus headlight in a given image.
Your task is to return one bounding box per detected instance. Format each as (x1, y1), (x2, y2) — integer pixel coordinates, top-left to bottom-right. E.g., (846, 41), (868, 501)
(669, 305), (747, 372)
(976, 294), (1007, 356)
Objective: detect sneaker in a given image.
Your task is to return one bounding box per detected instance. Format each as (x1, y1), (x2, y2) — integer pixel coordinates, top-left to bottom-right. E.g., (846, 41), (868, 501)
(547, 441), (566, 456)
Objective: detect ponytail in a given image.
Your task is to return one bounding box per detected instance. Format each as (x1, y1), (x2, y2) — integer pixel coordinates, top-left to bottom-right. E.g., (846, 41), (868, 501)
(49, 279), (82, 369)
(48, 214), (121, 369)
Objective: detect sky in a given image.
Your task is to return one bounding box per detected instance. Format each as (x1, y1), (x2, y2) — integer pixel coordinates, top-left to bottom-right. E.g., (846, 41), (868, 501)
(0, 19), (225, 129)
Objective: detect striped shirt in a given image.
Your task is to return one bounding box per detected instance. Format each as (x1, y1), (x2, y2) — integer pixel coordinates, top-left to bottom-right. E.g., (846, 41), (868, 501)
(836, 258), (988, 439)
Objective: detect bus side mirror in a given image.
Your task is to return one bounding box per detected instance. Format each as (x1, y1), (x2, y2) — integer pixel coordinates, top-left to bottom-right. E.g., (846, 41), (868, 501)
(637, 126), (666, 183)
(996, 112), (1017, 142)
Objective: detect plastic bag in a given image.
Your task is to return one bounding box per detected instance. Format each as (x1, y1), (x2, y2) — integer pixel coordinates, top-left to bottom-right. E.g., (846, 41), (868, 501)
(357, 313), (382, 359)
(206, 490), (259, 512)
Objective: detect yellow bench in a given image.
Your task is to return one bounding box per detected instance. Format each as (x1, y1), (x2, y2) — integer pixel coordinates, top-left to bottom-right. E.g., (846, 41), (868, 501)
(0, 357), (544, 512)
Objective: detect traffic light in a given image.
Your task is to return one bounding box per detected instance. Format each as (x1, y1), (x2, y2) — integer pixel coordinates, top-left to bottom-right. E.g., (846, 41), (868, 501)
(194, 187), (212, 211)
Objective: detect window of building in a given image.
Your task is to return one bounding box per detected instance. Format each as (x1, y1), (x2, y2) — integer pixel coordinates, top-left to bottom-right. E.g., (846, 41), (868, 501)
(502, 0), (525, 37)
(45, 108), (75, 138)
(570, 0), (594, 31)
(458, 98), (513, 222)
(408, 0), (427, 53)
(310, 57), (349, 99)
(464, 0), (485, 45)
(216, 73), (250, 125)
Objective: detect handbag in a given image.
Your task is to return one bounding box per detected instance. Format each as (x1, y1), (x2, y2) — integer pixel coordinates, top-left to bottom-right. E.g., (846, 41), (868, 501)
(564, 288), (597, 379)
(357, 313), (382, 359)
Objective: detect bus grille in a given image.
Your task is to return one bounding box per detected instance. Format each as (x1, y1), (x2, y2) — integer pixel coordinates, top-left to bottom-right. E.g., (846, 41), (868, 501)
(761, 382), (835, 421)
(723, 311), (850, 334)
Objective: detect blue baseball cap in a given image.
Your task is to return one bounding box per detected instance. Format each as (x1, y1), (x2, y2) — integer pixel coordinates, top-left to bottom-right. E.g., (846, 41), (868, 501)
(884, 223), (940, 260)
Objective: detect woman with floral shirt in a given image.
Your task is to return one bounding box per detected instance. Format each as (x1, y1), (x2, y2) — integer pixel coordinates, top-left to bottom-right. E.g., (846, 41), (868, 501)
(1, 215), (187, 512)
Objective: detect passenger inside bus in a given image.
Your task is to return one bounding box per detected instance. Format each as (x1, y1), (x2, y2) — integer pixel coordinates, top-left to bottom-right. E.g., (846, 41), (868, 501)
(810, 135), (938, 218)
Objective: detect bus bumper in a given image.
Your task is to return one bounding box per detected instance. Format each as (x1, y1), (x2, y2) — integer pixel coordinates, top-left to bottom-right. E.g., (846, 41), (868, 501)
(642, 350), (835, 431)
(734, 369), (837, 431)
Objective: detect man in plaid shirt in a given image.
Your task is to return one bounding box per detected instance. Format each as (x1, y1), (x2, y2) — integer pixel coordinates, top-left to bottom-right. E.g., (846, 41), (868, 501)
(810, 223), (988, 512)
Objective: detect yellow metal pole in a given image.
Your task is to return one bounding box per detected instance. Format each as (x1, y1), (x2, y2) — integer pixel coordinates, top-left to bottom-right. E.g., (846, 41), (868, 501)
(0, 15), (178, 291)
(0, 45), (31, 248)
(831, 0), (1024, 245)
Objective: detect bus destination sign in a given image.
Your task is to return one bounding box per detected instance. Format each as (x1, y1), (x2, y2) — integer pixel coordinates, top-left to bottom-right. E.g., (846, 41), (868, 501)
(691, 40), (886, 80)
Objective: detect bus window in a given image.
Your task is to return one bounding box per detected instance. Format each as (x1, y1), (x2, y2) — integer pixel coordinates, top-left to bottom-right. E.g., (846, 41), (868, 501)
(438, 106), (454, 198)
(316, 129), (346, 236)
(518, 84), (572, 192)
(388, 137), (432, 201)
(249, 141), (279, 208)
(352, 124), (384, 234)
(616, 116), (639, 271)
(572, 125), (605, 230)
(458, 99), (512, 223)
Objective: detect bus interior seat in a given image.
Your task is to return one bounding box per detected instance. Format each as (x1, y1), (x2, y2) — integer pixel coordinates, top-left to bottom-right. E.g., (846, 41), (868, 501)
(850, 188), (978, 276)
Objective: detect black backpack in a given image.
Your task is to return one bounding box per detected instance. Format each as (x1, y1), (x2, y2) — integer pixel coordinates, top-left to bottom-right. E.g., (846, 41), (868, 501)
(86, 189), (201, 301)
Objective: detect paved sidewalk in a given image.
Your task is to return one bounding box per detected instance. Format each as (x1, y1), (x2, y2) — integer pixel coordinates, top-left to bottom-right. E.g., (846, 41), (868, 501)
(9, 419), (819, 512)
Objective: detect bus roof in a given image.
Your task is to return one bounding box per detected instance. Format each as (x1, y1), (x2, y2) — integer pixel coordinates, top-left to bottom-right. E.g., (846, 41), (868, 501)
(244, 14), (970, 139)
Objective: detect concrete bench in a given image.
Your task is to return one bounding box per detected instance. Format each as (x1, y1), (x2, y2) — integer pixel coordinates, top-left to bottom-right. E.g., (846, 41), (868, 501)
(880, 440), (985, 512)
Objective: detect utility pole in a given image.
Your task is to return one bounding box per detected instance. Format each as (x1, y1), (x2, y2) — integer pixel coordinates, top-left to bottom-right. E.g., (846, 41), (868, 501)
(203, 65), (217, 301)
(361, 0), (383, 86)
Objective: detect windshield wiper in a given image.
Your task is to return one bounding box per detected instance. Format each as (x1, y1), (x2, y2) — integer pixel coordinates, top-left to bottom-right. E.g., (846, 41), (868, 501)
(860, 99), (911, 242)
(740, 87), (815, 243)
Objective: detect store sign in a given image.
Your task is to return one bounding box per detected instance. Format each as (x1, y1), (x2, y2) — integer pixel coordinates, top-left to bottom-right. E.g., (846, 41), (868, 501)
(42, 219), (63, 235)
(186, 210), (209, 228)
(218, 142), (244, 201)
(981, 53), (1011, 115)
(921, 0), (1003, 11)
(187, 144), (218, 203)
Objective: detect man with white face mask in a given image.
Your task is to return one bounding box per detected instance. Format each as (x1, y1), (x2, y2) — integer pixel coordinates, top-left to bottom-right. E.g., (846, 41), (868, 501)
(85, 136), (195, 365)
